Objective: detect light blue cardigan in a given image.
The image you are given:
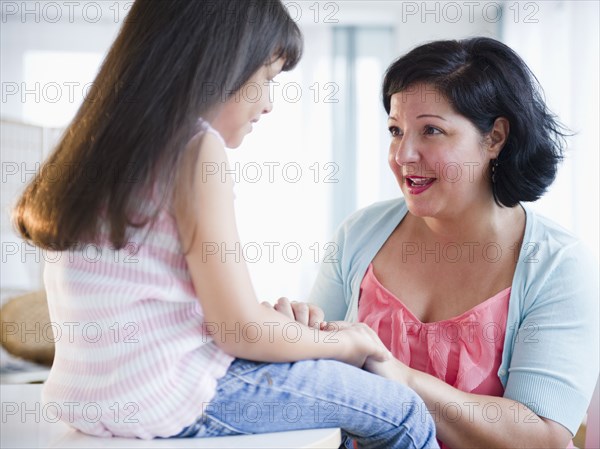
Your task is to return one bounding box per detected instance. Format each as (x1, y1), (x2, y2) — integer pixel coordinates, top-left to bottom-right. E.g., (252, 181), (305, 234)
(308, 197), (599, 435)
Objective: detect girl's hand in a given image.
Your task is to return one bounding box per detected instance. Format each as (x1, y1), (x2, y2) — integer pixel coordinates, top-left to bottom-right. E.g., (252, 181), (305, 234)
(324, 321), (392, 368)
(263, 297), (325, 328)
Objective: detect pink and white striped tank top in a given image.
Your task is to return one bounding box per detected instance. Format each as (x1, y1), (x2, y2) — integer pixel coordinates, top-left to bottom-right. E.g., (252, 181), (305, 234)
(42, 121), (234, 439)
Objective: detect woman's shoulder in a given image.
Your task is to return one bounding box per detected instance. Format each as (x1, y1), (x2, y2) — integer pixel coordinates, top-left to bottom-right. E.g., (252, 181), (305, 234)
(523, 205), (592, 261)
(338, 197), (407, 237)
(525, 205), (578, 244)
(326, 198), (407, 265)
(517, 205), (598, 298)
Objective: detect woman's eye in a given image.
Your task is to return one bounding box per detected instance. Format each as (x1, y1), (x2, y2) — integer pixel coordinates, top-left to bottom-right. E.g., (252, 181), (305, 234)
(388, 126), (402, 137)
(424, 125), (443, 135)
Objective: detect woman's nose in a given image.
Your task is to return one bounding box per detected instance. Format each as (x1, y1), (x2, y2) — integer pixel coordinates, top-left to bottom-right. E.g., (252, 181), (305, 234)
(391, 135), (419, 166)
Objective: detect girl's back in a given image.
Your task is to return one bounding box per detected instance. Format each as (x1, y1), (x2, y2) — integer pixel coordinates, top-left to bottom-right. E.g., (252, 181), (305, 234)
(43, 123), (233, 439)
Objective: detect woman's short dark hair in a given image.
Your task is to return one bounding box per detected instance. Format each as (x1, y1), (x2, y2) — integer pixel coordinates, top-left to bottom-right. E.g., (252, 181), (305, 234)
(14, 0), (302, 250)
(382, 37), (568, 207)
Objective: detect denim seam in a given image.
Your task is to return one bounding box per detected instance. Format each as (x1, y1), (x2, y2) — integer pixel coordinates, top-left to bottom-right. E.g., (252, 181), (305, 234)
(216, 361), (267, 389)
(228, 370), (399, 427)
(201, 413), (251, 436)
(400, 423), (419, 449)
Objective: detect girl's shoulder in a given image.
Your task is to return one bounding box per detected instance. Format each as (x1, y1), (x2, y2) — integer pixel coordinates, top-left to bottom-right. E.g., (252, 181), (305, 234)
(193, 118), (226, 147)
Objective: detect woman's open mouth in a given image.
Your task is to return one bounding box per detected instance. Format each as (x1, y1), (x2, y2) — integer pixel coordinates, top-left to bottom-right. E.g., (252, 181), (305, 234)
(405, 176), (436, 195)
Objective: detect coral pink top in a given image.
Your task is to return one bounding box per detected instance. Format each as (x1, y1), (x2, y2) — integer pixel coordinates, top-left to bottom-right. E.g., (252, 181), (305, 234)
(358, 263), (510, 449)
(358, 263), (576, 449)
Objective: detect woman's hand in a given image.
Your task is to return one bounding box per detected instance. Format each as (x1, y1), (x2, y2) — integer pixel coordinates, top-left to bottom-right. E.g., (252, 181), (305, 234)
(264, 301), (390, 368)
(323, 321), (392, 369)
(263, 297), (325, 328)
(323, 321), (409, 378)
(363, 354), (412, 385)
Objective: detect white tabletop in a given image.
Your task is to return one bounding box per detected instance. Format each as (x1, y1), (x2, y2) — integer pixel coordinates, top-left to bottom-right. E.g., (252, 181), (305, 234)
(1, 384), (341, 448)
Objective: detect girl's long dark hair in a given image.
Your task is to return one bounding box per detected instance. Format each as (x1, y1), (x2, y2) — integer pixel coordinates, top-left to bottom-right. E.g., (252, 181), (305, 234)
(14, 0), (302, 250)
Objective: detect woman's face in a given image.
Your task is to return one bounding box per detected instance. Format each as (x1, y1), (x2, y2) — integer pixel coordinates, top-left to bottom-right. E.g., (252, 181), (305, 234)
(387, 83), (496, 220)
(211, 58), (285, 149)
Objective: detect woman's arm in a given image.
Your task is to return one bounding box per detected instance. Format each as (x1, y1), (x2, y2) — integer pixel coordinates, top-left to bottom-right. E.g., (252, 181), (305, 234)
(366, 357), (570, 448)
(173, 132), (388, 366)
(363, 236), (599, 448)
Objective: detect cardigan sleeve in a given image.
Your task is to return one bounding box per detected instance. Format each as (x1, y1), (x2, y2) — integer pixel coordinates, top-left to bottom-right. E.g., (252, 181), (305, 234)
(503, 240), (599, 435)
(308, 198), (407, 322)
(307, 223), (349, 322)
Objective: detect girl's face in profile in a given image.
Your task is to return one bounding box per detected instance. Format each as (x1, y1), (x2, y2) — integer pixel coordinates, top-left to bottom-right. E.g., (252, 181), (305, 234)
(211, 58), (285, 148)
(387, 83), (496, 220)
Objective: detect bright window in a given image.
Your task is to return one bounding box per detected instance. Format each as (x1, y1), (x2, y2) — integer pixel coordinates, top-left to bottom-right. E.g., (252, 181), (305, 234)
(23, 51), (103, 129)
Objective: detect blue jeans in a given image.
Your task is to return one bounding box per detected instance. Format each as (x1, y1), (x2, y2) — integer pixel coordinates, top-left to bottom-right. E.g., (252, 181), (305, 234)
(177, 358), (439, 449)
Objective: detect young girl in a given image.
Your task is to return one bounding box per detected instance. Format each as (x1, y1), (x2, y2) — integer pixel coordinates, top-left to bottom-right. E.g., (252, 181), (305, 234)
(14, 1), (438, 447)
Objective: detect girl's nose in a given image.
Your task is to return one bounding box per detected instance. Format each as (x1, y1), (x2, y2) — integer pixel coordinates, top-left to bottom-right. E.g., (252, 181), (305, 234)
(262, 100), (273, 114)
(262, 87), (274, 115)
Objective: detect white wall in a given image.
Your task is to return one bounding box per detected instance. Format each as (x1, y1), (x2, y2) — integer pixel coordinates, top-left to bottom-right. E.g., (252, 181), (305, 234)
(1, 13), (122, 122)
(502, 0), (600, 260)
(1, 3), (123, 301)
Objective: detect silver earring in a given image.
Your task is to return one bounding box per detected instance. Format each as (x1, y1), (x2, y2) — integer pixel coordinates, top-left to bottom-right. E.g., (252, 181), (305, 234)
(491, 159), (499, 184)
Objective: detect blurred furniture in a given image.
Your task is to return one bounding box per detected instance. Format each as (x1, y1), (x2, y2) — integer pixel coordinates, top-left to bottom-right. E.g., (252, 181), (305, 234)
(1, 290), (54, 366)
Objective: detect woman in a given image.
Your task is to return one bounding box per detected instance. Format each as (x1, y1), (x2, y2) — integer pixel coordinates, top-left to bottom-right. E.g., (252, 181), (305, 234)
(282, 37), (599, 448)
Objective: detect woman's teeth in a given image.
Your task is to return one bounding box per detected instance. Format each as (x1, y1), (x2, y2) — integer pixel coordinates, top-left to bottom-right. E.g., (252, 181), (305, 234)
(407, 177), (436, 186)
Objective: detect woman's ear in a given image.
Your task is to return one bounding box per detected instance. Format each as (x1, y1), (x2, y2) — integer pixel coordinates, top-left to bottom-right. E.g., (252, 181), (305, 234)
(487, 117), (510, 158)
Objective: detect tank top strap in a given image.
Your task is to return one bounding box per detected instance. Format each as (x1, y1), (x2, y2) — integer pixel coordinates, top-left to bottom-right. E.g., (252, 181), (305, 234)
(196, 118), (225, 146)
